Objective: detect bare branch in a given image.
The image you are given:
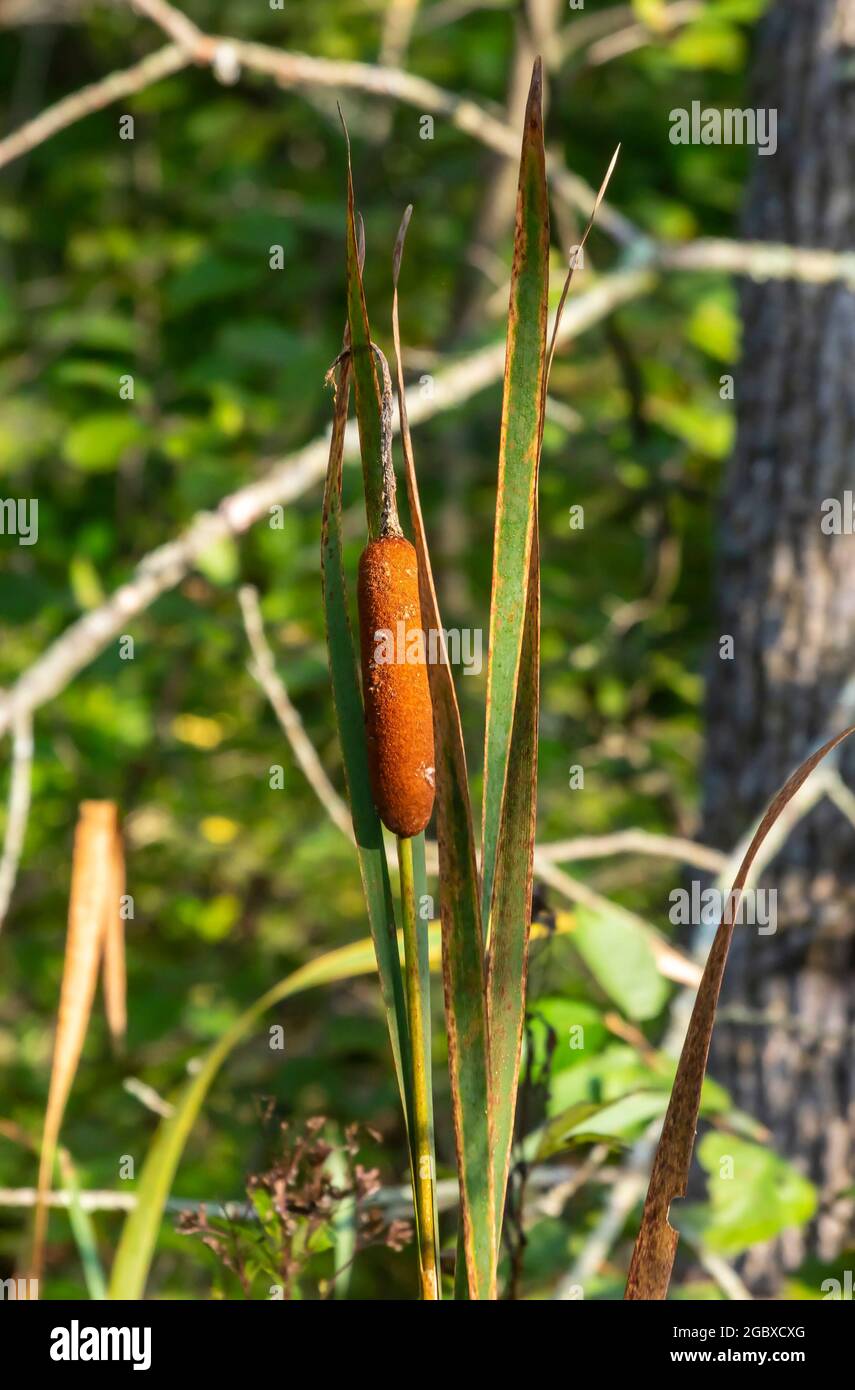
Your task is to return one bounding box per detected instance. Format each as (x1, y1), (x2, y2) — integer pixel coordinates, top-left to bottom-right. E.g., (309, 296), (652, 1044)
(0, 1163), (598, 1219)
(586, 1), (702, 67)
(533, 855), (702, 989)
(0, 44), (190, 171)
(127, 0), (203, 51)
(537, 829), (726, 875)
(0, 712), (33, 932)
(238, 586), (354, 843)
(0, 267), (649, 739)
(662, 236), (855, 289)
(4, 6), (855, 287)
(0, 5), (634, 243)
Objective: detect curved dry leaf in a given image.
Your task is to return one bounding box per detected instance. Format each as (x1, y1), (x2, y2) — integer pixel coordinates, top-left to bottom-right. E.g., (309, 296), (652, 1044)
(31, 800), (118, 1291)
(625, 725), (855, 1299)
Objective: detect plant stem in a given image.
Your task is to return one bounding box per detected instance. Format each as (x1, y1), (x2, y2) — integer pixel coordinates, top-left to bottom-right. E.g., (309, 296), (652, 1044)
(398, 834), (439, 1300)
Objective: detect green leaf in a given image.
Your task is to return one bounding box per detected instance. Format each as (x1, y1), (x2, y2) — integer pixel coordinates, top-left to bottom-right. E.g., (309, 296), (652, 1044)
(63, 412), (145, 472)
(167, 255), (262, 314)
(670, 22), (746, 72)
(480, 60), (550, 1266)
(572, 905), (670, 1021)
(527, 997), (608, 1078)
(681, 1134), (817, 1255)
(408, 829), (440, 1284)
(58, 1148), (107, 1301)
(535, 1092), (669, 1159)
(686, 292), (740, 363)
(195, 536), (239, 587)
(481, 61), (550, 926)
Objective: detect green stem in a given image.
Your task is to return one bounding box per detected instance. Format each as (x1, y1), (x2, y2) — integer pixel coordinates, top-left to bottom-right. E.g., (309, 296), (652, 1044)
(398, 834), (439, 1300)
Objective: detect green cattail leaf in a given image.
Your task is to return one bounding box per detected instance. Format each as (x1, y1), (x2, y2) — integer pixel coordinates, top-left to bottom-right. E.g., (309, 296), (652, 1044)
(408, 828), (441, 1282)
(481, 61), (549, 1250)
(480, 60), (550, 927)
(393, 210), (495, 1298)
(487, 527), (540, 1240)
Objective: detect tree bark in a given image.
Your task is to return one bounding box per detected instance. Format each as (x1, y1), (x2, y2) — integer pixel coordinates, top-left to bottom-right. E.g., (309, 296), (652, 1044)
(703, 0), (855, 1293)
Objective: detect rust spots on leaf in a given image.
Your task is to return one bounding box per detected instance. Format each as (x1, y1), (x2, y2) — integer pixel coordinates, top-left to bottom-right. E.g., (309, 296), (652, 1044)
(625, 723), (855, 1299)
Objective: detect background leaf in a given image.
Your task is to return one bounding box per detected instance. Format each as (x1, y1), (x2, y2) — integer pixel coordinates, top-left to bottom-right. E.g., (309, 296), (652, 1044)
(678, 1134), (817, 1255)
(572, 905), (670, 1022)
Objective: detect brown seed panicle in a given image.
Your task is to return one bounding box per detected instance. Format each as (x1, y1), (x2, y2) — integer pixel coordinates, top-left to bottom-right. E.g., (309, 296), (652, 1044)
(358, 536), (435, 837)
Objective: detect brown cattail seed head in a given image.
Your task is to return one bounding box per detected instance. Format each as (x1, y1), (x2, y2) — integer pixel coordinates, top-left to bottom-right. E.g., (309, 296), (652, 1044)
(358, 536), (435, 838)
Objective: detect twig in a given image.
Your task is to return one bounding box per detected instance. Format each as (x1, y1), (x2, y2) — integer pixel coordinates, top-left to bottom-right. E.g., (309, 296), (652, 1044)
(586, 1), (702, 66)
(824, 766), (855, 828)
(419, 0), (511, 32)
(127, 0), (202, 51)
(662, 237), (855, 290)
(239, 586), (722, 894)
(0, 44), (190, 170)
(0, 4), (633, 243)
(537, 829), (726, 875)
(238, 585), (354, 844)
(123, 1076), (175, 1118)
(0, 267), (650, 740)
(0, 1163), (599, 1219)
(3, 9), (855, 289)
(534, 855), (702, 989)
(690, 1241), (753, 1301)
(0, 712), (33, 932)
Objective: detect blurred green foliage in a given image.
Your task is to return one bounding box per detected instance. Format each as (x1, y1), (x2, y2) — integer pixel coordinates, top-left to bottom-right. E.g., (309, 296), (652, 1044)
(0, 0), (831, 1299)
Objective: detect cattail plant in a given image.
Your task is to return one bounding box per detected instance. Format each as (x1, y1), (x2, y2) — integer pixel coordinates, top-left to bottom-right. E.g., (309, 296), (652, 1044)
(95, 59), (855, 1307)
(319, 66), (616, 1300)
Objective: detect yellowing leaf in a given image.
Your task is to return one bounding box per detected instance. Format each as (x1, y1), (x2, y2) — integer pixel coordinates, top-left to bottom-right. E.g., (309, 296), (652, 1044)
(687, 294), (740, 363)
(32, 802), (119, 1290)
(199, 816), (238, 845)
(172, 713), (224, 749)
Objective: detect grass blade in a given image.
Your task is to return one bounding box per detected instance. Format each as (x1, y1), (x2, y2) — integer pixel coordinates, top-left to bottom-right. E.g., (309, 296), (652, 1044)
(57, 1147), (108, 1301)
(625, 724), (855, 1300)
(480, 59), (550, 928)
(32, 800), (118, 1289)
(392, 209), (494, 1298)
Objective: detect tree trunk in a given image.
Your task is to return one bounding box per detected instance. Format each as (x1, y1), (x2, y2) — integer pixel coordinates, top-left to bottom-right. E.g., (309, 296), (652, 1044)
(703, 0), (855, 1293)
